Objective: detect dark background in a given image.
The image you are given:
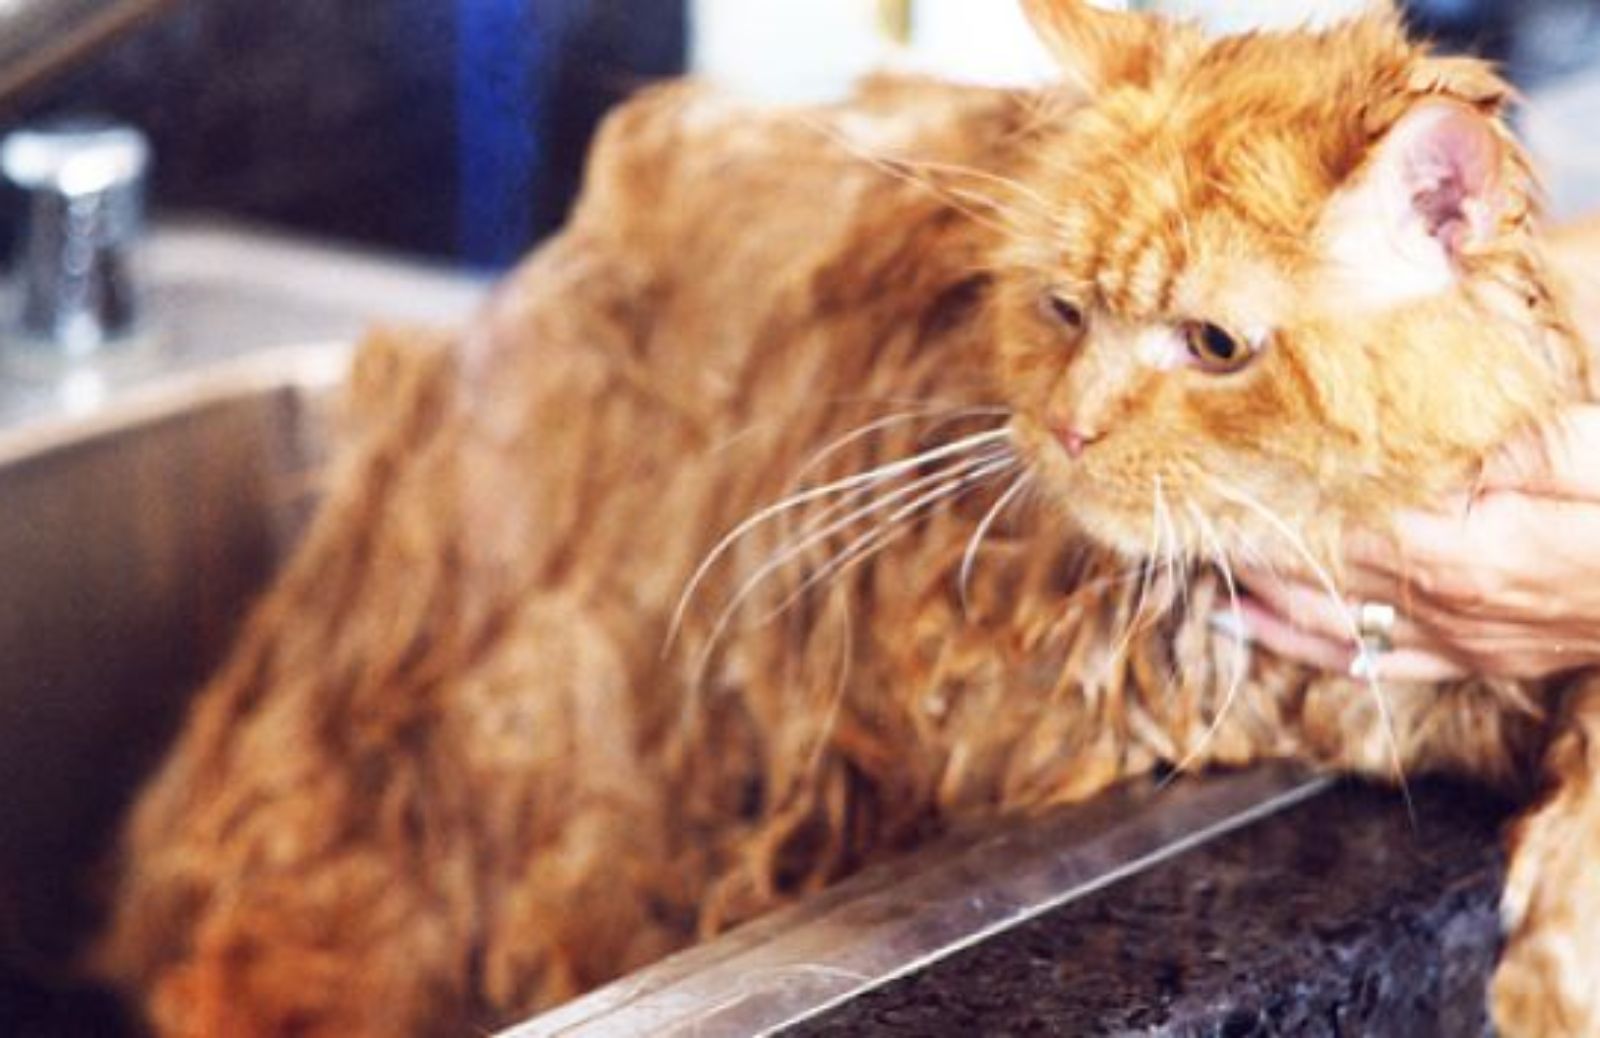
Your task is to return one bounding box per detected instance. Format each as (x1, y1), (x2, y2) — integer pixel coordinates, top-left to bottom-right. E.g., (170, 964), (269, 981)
(9, 0), (687, 269)
(3, 0), (1597, 270)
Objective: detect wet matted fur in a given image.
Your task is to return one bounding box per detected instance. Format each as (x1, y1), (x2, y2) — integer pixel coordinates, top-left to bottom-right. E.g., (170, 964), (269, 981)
(96, 4), (1600, 1035)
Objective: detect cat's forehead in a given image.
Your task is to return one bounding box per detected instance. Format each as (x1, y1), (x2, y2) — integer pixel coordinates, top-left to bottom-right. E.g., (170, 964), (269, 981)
(1030, 99), (1343, 321)
(1045, 43), (1361, 227)
(1042, 169), (1300, 330)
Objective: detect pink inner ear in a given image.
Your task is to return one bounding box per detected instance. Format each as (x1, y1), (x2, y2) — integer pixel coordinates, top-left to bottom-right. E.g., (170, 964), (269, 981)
(1395, 103), (1503, 259)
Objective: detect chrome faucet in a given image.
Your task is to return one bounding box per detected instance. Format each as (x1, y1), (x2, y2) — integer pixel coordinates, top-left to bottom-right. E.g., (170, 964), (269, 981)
(0, 0), (178, 360)
(1, 119), (151, 358)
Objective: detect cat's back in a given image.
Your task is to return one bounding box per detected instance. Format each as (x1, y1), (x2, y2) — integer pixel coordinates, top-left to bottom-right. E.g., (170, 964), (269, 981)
(480, 76), (1045, 392)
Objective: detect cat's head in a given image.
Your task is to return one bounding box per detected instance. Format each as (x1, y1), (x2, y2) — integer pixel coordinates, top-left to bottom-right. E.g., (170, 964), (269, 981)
(996, 0), (1581, 562)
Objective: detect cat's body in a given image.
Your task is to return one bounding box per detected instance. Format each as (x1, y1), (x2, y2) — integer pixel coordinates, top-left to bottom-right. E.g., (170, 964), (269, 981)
(96, 5), (1600, 1036)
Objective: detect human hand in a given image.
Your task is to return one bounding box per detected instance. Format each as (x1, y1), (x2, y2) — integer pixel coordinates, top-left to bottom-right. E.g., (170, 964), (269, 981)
(1233, 406), (1600, 682)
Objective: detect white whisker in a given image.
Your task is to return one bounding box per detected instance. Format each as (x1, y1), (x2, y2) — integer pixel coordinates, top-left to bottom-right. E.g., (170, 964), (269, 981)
(1094, 478), (1168, 686)
(695, 454), (1016, 681)
(1065, 563), (1153, 603)
(1208, 478), (1417, 825)
(794, 444), (1013, 539)
(958, 470), (1035, 618)
(665, 426), (1012, 651)
(758, 456), (1020, 626)
(1163, 505), (1249, 785)
(891, 157), (1065, 217)
(789, 406), (1011, 492)
(794, 114), (1023, 235)
(806, 595), (855, 779)
(1153, 475), (1184, 612)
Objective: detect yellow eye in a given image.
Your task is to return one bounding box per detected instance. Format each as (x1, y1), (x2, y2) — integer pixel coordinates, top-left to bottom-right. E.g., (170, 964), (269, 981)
(1041, 292), (1085, 334)
(1183, 321), (1253, 374)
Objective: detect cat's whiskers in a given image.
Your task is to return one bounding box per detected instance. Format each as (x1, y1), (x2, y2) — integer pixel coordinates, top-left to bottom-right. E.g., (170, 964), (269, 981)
(1207, 477), (1418, 826)
(1093, 480), (1169, 688)
(789, 414), (1015, 541)
(692, 454), (1015, 694)
(887, 157), (1065, 220)
(1149, 480), (1186, 709)
(958, 470), (1035, 619)
(757, 454), (1021, 627)
(689, 447), (1016, 686)
(949, 186), (1037, 232)
(790, 113), (1041, 237)
(1161, 505), (1250, 786)
(729, 447), (1014, 623)
(1152, 475), (1190, 616)
(1150, 477), (1198, 728)
(1058, 563), (1152, 612)
(804, 595), (856, 782)
(1215, 512), (1278, 577)
(781, 448), (1015, 566)
(666, 426), (1011, 652)
(828, 151), (1019, 236)
(788, 406), (1013, 494)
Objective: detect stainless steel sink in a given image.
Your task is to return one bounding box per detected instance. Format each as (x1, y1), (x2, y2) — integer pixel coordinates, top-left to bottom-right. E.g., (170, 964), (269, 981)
(0, 222), (483, 1026)
(0, 345), (345, 965)
(0, 223), (1330, 1035)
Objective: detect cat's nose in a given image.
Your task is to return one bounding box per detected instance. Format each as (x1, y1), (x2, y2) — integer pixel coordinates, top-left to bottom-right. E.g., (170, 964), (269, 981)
(1052, 423), (1103, 459)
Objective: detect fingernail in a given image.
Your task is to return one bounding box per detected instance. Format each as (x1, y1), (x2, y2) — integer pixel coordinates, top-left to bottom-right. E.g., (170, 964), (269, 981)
(1209, 610), (1252, 642)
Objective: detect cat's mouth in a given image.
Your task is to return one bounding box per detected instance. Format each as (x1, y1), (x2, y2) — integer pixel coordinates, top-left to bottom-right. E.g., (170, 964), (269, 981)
(1010, 416), (1176, 558)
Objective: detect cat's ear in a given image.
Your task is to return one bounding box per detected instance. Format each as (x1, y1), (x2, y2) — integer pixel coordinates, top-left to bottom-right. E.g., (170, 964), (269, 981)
(1020, 0), (1173, 93)
(1404, 56), (1513, 112)
(1321, 101), (1514, 306)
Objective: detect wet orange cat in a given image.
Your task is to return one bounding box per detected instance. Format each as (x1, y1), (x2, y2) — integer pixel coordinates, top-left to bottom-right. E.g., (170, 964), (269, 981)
(95, 3), (1600, 1035)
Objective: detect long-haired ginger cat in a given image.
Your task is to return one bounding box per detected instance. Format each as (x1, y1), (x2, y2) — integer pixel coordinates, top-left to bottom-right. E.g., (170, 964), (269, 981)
(94, 3), (1600, 1035)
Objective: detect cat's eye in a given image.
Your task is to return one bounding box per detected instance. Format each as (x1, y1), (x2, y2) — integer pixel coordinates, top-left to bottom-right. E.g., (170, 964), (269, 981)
(1041, 293), (1085, 334)
(1182, 321), (1254, 374)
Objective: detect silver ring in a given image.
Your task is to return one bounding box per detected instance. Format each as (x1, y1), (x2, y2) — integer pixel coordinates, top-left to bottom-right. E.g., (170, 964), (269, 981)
(1355, 600), (1397, 654)
(1350, 600), (1397, 679)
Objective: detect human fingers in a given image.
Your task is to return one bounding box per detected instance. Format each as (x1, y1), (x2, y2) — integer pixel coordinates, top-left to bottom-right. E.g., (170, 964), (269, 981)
(1229, 596), (1470, 682)
(1234, 565), (1431, 649)
(1348, 497), (1546, 618)
(1477, 405), (1600, 502)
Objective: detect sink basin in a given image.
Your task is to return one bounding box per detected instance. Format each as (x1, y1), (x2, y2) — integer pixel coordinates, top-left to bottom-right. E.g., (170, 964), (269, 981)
(0, 345), (346, 979)
(0, 222), (483, 1032)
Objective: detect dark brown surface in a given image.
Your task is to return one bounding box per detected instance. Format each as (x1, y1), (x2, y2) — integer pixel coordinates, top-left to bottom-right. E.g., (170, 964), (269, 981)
(790, 779), (1512, 1038)
(2, 774), (1514, 1036)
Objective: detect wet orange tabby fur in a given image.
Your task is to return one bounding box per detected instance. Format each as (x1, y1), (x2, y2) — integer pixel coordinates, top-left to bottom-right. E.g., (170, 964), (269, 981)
(95, 3), (1600, 1035)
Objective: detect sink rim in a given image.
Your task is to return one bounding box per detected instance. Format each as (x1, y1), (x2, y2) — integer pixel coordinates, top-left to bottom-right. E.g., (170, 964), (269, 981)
(0, 340), (350, 470)
(510, 767), (1331, 1038)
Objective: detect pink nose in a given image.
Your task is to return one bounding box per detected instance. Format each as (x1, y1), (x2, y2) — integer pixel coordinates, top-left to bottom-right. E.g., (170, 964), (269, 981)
(1053, 425), (1102, 459)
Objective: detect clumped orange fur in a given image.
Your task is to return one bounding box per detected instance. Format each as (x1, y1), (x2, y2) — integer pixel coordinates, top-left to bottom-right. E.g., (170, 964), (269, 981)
(94, 4), (1600, 1036)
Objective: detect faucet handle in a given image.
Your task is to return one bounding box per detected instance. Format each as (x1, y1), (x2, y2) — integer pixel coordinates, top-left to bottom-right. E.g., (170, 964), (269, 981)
(1, 118), (151, 359)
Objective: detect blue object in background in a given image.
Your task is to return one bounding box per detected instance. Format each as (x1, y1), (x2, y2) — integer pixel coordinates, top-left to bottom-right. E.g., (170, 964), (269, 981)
(457, 0), (575, 269)
(21, 0), (686, 263)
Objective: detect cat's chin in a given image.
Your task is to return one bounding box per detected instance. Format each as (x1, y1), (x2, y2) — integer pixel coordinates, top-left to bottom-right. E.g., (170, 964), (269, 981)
(1028, 473), (1165, 559)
